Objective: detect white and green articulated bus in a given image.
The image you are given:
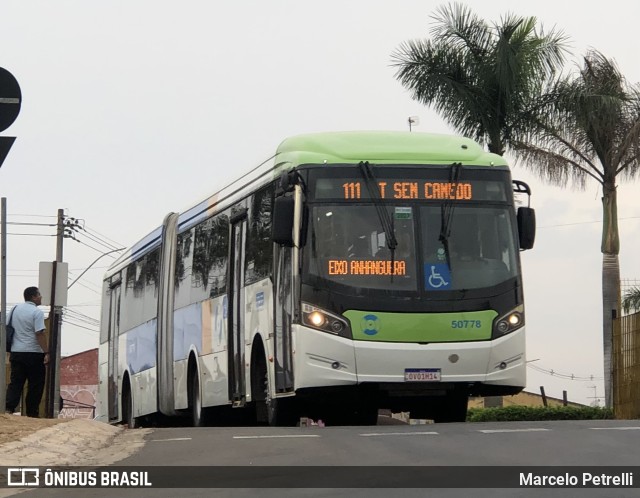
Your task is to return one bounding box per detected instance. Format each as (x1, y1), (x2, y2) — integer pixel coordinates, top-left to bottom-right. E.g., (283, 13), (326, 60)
(97, 131), (535, 427)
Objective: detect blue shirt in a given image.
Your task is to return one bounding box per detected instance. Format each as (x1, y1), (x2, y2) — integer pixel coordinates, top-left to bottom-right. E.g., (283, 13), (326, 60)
(9, 301), (46, 353)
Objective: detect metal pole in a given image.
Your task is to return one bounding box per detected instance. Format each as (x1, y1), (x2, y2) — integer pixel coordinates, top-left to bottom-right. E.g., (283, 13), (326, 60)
(46, 209), (64, 418)
(45, 260), (58, 418)
(1, 197), (7, 411)
(53, 209), (64, 417)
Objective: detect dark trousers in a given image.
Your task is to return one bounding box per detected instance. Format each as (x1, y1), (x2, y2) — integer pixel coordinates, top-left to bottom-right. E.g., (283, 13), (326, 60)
(6, 352), (47, 417)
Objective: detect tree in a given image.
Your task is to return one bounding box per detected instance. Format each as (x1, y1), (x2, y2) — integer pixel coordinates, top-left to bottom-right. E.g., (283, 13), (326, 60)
(622, 287), (640, 315)
(513, 51), (640, 407)
(391, 4), (640, 408)
(391, 3), (567, 155)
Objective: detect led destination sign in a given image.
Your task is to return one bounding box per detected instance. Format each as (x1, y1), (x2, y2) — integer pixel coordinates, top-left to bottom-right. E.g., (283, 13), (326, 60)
(313, 177), (507, 201)
(340, 181), (472, 200)
(328, 259), (407, 276)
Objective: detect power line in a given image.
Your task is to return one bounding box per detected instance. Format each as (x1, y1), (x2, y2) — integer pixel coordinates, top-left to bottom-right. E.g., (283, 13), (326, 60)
(64, 320), (99, 330)
(5, 233), (55, 237)
(63, 317), (99, 329)
(66, 279), (101, 295)
(6, 221), (57, 227)
(66, 235), (120, 256)
(68, 268), (103, 288)
(7, 266), (109, 272)
(76, 229), (121, 252)
(81, 227), (123, 251)
(62, 308), (99, 324)
(84, 225), (124, 249)
(8, 213), (56, 218)
(67, 273), (102, 291)
(60, 319), (99, 333)
(64, 307), (99, 320)
(61, 218), (124, 252)
(62, 319), (98, 331)
(63, 310), (99, 328)
(539, 215), (640, 229)
(527, 363), (604, 381)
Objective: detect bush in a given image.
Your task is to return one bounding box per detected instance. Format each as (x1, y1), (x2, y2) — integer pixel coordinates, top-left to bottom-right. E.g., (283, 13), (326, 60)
(466, 405), (614, 422)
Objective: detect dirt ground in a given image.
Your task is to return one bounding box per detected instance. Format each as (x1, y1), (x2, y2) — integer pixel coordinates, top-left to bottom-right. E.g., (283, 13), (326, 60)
(0, 413), (69, 445)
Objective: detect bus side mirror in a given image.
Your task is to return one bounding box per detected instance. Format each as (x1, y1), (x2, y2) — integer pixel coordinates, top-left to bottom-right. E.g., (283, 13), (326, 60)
(272, 196), (295, 246)
(517, 207), (536, 250)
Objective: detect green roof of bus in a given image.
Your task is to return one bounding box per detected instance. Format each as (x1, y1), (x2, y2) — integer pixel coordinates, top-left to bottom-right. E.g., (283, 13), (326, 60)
(274, 131), (508, 168)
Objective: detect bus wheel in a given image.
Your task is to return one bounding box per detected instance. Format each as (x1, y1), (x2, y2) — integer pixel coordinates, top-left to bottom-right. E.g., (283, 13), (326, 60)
(267, 391), (298, 427)
(122, 380), (137, 429)
(189, 368), (205, 427)
(253, 350), (296, 427)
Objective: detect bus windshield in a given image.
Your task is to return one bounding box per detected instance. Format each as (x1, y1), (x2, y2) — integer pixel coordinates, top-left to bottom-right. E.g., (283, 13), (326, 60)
(304, 203), (519, 292)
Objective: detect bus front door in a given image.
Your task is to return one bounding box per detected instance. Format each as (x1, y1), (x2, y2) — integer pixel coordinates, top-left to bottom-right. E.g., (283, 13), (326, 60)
(228, 212), (247, 406)
(274, 245), (294, 392)
(107, 282), (121, 422)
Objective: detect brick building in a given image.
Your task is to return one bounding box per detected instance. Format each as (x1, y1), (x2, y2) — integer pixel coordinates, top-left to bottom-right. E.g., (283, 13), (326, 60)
(59, 348), (98, 419)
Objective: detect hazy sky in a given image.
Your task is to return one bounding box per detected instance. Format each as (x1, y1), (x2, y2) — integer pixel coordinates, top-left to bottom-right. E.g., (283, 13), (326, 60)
(1, 0), (639, 406)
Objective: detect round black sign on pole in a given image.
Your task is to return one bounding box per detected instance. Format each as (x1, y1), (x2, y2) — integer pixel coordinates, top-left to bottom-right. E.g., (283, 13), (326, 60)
(0, 67), (21, 133)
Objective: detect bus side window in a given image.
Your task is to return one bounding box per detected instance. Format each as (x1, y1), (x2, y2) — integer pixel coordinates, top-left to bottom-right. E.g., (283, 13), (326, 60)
(245, 184), (274, 285)
(192, 212), (230, 301)
(174, 229), (194, 309)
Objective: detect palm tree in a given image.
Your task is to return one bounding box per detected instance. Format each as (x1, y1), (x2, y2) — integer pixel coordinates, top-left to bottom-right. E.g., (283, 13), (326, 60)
(622, 287), (640, 315)
(391, 3), (567, 155)
(513, 51), (640, 407)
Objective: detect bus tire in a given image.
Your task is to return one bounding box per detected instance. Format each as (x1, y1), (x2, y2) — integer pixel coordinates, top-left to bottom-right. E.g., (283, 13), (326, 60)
(252, 346), (297, 427)
(122, 379), (137, 429)
(189, 366), (205, 427)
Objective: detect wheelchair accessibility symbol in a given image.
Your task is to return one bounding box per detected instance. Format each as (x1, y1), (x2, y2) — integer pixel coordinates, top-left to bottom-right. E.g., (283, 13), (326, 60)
(425, 263), (451, 290)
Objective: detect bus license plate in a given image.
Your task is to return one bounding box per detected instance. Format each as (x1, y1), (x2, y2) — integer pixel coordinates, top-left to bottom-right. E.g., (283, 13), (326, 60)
(404, 368), (441, 382)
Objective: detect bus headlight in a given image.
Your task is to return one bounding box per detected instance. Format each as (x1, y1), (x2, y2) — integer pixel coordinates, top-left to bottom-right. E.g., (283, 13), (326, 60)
(302, 303), (352, 339)
(308, 311), (326, 327)
(492, 305), (524, 339)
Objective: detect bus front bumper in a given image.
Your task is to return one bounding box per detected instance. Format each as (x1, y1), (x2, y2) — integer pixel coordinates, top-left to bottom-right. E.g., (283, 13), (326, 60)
(293, 325), (526, 393)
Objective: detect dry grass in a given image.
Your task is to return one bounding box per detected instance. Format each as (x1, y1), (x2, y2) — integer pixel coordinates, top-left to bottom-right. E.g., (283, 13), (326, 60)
(0, 413), (68, 445)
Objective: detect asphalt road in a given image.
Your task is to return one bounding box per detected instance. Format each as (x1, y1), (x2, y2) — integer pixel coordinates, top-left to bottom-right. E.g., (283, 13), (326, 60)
(15, 419), (640, 498)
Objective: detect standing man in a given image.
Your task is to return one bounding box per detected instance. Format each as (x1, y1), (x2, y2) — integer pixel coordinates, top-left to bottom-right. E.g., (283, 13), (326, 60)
(5, 286), (48, 417)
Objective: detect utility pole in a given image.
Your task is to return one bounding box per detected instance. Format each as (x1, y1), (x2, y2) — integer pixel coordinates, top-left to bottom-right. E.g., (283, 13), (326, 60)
(1, 197), (7, 411)
(588, 385), (601, 407)
(408, 116), (419, 132)
(45, 208), (64, 418)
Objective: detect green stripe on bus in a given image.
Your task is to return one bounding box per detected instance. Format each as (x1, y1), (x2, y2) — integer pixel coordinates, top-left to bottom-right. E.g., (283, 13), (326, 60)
(343, 309), (498, 342)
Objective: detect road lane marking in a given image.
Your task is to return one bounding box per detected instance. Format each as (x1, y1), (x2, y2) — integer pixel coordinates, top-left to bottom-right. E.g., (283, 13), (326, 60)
(590, 427), (640, 430)
(233, 435), (321, 439)
(360, 431), (438, 437)
(478, 428), (551, 434)
(150, 437), (193, 442)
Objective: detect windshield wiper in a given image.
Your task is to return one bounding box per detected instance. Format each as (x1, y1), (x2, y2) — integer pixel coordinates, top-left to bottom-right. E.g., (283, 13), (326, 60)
(358, 161), (398, 279)
(439, 162), (463, 271)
